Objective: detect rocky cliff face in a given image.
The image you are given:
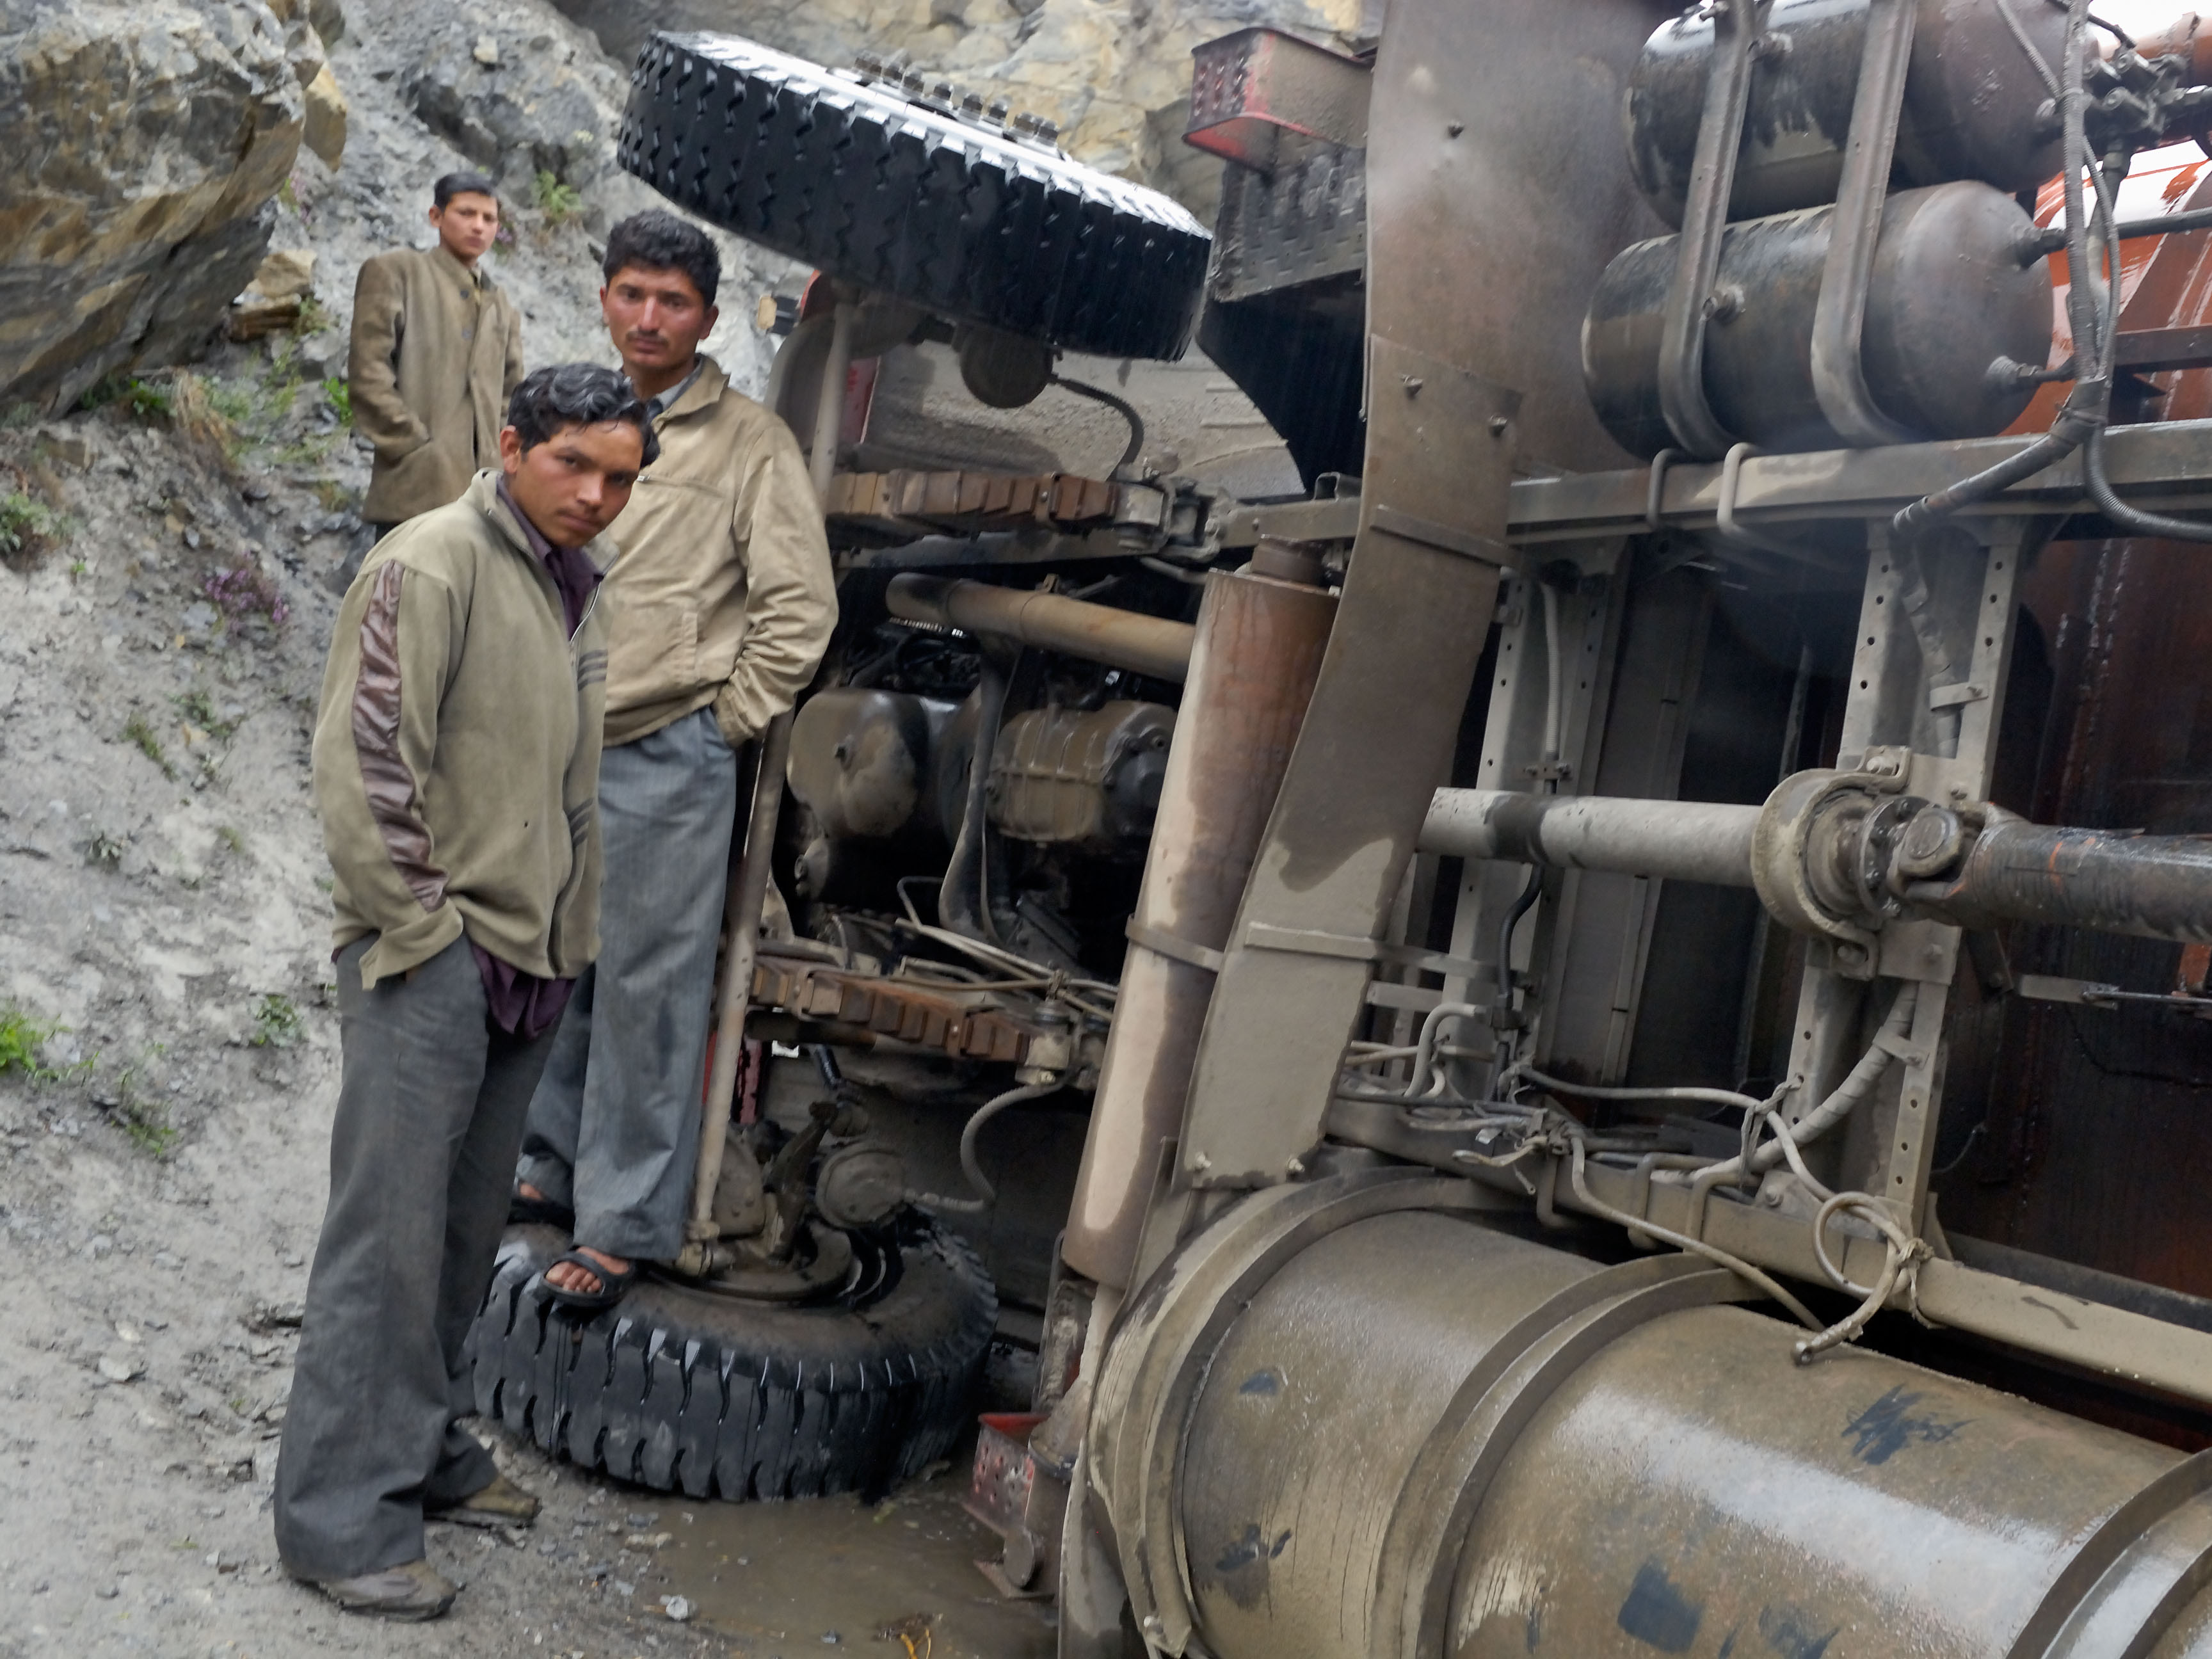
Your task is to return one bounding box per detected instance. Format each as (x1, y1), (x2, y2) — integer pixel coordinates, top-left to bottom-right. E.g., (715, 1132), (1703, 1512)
(0, 0), (1341, 416)
(0, 0), (310, 412)
(551, 0), (1375, 216)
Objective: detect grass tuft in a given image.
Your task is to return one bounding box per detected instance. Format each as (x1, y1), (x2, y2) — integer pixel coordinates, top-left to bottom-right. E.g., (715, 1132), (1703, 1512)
(122, 713), (179, 781)
(0, 1006), (62, 1079)
(0, 489), (58, 561)
(533, 169), (584, 227)
(250, 993), (301, 1050)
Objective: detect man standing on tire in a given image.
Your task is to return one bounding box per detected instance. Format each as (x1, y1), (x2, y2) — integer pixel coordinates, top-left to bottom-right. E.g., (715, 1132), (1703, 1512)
(346, 172), (525, 556)
(276, 365), (653, 1621)
(514, 211), (836, 1310)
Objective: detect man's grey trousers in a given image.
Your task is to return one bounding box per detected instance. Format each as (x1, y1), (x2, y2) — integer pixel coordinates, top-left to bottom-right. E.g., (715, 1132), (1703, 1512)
(274, 935), (555, 1580)
(517, 706), (737, 1262)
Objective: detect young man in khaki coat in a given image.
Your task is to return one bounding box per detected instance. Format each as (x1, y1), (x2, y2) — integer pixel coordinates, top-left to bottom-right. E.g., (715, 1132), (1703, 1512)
(276, 365), (653, 1621)
(348, 171), (526, 536)
(514, 211), (837, 1307)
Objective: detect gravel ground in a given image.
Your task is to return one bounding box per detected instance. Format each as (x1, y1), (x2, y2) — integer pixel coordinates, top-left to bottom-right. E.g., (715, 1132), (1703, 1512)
(0, 1), (791, 1651)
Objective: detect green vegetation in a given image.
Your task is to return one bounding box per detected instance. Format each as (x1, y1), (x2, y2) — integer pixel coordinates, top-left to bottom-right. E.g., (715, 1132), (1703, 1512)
(0, 1006), (61, 1080)
(0, 490), (58, 559)
(533, 169), (584, 227)
(83, 830), (124, 868)
(310, 477), (355, 514)
(216, 824), (246, 856)
(322, 375), (351, 426)
(120, 1097), (176, 1157)
(273, 431), (339, 467)
(0, 402), (38, 429)
(172, 687), (240, 739)
(204, 381), (254, 426)
(122, 712), (179, 781)
(82, 374), (179, 423)
(250, 993), (301, 1050)
(296, 295), (330, 336)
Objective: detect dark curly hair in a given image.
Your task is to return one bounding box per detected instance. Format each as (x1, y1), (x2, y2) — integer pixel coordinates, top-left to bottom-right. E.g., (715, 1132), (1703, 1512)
(506, 364), (659, 467)
(602, 209), (721, 309)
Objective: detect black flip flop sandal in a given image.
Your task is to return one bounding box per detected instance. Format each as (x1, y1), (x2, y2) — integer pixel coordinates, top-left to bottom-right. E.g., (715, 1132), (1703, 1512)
(541, 1248), (637, 1313)
(508, 1190), (575, 1230)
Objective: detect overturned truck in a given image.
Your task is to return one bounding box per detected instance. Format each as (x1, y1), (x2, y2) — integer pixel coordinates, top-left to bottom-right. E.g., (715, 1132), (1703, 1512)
(470, 2), (2212, 1653)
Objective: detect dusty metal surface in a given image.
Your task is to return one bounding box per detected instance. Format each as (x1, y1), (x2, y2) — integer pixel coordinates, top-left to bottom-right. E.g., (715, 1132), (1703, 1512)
(1927, 145), (2212, 1316)
(990, 701), (1175, 850)
(1626, 0), (2072, 226)
(1422, 788), (1762, 887)
(1184, 27), (1369, 167)
(1133, 0), (1665, 1215)
(826, 467), (1130, 541)
(1584, 180), (2049, 456)
(1365, 0), (1674, 475)
(1091, 1173), (2212, 1658)
(1062, 568), (1337, 1288)
(748, 955), (1039, 1064)
(885, 575), (1195, 683)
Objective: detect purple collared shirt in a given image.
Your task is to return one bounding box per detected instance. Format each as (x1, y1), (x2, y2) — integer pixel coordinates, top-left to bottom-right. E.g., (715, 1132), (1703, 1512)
(467, 479), (604, 1039)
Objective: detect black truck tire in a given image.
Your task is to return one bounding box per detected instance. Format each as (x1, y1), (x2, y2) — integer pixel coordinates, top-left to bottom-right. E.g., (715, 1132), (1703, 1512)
(616, 31), (1212, 362)
(467, 1212), (996, 1501)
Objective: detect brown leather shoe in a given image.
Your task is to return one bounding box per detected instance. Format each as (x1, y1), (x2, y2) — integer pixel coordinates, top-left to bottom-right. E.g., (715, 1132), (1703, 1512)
(305, 1558), (457, 1621)
(424, 1471), (540, 1530)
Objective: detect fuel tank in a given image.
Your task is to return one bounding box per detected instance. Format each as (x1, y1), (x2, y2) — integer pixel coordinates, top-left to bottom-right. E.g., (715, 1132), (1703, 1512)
(1582, 179), (2048, 455)
(1627, 0), (2073, 228)
(1089, 1173), (2212, 1659)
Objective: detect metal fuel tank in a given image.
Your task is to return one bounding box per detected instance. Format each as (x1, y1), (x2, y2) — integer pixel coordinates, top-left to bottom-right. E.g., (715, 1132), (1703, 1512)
(1582, 179), (2049, 454)
(1088, 1171), (2212, 1658)
(1627, 0), (2074, 228)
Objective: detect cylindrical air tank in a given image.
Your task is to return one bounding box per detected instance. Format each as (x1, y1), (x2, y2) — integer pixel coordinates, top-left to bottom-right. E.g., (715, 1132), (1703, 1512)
(1627, 0), (2074, 228)
(1582, 180), (2051, 456)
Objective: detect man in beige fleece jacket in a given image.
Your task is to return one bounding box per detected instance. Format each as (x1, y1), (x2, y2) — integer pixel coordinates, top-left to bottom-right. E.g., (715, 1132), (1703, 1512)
(348, 171), (526, 535)
(515, 211), (837, 1308)
(277, 365), (652, 1621)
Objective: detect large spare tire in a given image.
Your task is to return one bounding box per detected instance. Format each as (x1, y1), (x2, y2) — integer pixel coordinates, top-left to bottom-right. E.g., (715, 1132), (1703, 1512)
(469, 1211), (995, 1500)
(615, 31), (1212, 362)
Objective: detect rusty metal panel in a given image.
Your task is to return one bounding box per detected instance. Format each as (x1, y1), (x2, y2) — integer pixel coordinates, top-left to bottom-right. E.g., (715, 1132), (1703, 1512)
(1941, 533), (2212, 1304)
(1185, 26), (1370, 168)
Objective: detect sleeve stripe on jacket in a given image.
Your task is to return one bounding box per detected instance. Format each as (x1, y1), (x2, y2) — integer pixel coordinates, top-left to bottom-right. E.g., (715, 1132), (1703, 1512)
(351, 561), (448, 911)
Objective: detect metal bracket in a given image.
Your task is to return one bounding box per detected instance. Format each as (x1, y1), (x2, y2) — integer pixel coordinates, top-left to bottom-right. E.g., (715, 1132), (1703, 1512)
(1713, 440), (1807, 564)
(1658, 0), (1768, 457)
(1367, 502), (1516, 566)
(1123, 919), (1225, 975)
(1242, 921), (1384, 963)
(1809, 0), (1921, 446)
(2017, 972), (2212, 1013)
(1928, 680), (1990, 709)
(1240, 921), (1489, 985)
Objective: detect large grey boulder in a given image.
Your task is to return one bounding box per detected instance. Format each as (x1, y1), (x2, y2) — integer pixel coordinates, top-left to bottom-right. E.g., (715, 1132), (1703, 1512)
(0, 0), (306, 412)
(402, 0), (624, 193)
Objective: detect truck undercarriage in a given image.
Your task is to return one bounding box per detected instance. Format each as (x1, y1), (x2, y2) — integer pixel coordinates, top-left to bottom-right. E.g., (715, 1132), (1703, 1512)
(467, 4), (2212, 1652)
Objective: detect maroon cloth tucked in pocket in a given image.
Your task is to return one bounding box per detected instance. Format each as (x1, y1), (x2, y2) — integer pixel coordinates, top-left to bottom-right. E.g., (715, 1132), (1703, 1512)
(470, 942), (573, 1040)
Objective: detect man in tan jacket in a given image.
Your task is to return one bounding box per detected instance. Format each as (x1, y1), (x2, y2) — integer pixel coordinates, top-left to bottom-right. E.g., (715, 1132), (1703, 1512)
(515, 210), (837, 1308)
(276, 364), (653, 1621)
(349, 171), (526, 535)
